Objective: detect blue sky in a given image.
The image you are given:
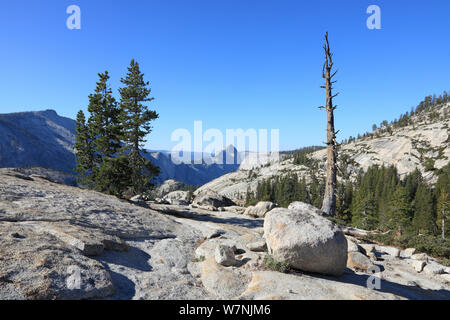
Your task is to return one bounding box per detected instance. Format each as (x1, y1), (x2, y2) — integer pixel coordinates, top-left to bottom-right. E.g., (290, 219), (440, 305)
(1, 0), (449, 151)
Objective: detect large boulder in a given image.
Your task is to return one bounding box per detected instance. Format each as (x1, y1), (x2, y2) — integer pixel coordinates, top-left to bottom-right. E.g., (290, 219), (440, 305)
(244, 201), (277, 218)
(244, 206), (255, 216)
(347, 252), (374, 271)
(264, 206), (347, 276)
(346, 237), (360, 253)
(411, 253), (428, 261)
(401, 248), (416, 258)
(153, 180), (184, 198)
(246, 241), (267, 252)
(376, 245), (401, 258)
(288, 202), (327, 216)
(413, 260), (426, 273)
(162, 190), (190, 205)
(423, 263), (445, 275)
(215, 245), (238, 267)
(193, 190), (236, 208)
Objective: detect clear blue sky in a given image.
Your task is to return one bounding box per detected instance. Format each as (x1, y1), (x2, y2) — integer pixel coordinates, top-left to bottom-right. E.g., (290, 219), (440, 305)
(1, 0), (449, 151)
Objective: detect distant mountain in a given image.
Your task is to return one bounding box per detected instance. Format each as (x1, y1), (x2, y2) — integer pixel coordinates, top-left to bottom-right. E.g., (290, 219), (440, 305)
(148, 150), (240, 186)
(0, 109), (240, 186)
(0, 110), (76, 173)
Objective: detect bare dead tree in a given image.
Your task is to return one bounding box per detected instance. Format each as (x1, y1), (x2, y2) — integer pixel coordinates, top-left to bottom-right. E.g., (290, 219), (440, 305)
(320, 32), (339, 216)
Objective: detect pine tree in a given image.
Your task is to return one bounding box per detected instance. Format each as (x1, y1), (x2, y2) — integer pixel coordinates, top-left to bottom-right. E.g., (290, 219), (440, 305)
(351, 191), (378, 230)
(87, 71), (122, 159)
(437, 189), (449, 239)
(297, 176), (309, 204)
(119, 59), (160, 195)
(86, 71), (127, 194)
(336, 181), (353, 224)
(413, 184), (436, 235)
(385, 184), (411, 232)
(96, 156), (133, 197)
(74, 110), (96, 187)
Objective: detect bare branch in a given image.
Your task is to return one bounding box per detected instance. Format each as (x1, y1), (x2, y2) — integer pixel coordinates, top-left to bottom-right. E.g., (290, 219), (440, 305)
(330, 69), (338, 78)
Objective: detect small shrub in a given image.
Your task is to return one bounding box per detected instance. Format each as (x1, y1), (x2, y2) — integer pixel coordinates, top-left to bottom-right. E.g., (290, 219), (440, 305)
(263, 255), (290, 273)
(191, 256), (205, 263)
(366, 231), (450, 266)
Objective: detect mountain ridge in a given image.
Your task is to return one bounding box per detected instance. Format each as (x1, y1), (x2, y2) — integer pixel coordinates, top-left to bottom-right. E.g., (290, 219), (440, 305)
(0, 109), (239, 186)
(196, 102), (450, 201)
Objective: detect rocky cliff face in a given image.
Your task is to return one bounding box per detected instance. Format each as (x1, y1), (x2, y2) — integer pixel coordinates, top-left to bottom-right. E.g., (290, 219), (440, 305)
(197, 103), (450, 201)
(311, 102), (450, 181)
(0, 110), (76, 173)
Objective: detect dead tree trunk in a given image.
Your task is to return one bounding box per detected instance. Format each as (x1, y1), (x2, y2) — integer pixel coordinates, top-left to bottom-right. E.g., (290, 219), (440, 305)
(320, 32), (339, 217)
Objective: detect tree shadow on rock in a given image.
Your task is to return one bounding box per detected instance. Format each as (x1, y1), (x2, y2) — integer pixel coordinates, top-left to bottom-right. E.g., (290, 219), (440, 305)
(103, 270), (136, 300)
(318, 268), (450, 300)
(97, 245), (153, 272)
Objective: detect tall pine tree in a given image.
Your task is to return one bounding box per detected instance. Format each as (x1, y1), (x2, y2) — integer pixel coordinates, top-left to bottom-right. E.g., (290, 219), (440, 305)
(437, 189), (449, 239)
(87, 71), (122, 159)
(385, 184), (411, 232)
(74, 110), (96, 188)
(413, 184), (436, 235)
(86, 71), (130, 195)
(119, 59), (160, 195)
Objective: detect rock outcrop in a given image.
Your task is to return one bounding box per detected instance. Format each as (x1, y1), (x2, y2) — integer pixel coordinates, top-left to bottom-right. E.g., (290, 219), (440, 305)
(413, 260), (426, 273)
(264, 206), (348, 276)
(347, 252), (374, 271)
(152, 180), (185, 198)
(1, 169), (449, 300)
(193, 190), (236, 208)
(0, 169), (204, 300)
(244, 201), (277, 218)
(162, 190), (190, 205)
(288, 201), (327, 216)
(215, 245), (238, 267)
(0, 222), (115, 300)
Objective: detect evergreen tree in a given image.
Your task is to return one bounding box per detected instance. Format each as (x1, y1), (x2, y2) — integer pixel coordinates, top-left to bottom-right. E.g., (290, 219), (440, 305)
(437, 189), (449, 239)
(404, 168), (422, 202)
(74, 110), (96, 187)
(87, 71), (122, 159)
(336, 181), (353, 224)
(351, 190), (378, 230)
(385, 184), (411, 232)
(413, 184), (436, 235)
(119, 59), (160, 195)
(86, 71), (128, 194)
(95, 156), (133, 197)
